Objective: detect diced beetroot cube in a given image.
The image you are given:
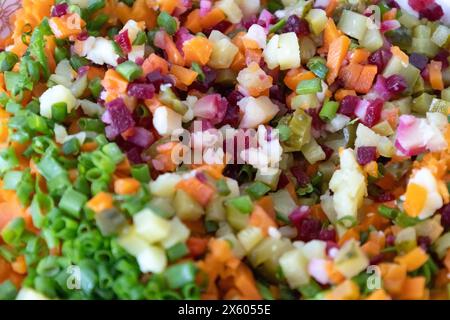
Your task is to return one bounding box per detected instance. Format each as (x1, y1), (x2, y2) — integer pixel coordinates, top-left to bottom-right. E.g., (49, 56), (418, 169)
(357, 146), (377, 165)
(339, 95), (361, 116)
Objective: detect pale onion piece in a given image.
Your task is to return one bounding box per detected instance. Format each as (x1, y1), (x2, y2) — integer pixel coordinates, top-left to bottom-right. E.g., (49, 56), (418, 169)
(308, 259), (330, 285)
(73, 36), (96, 57)
(78, 99), (104, 117)
(54, 124), (68, 144)
(153, 106), (183, 136)
(236, 0), (260, 17)
(86, 38), (119, 67)
(120, 20), (143, 42)
(55, 59), (77, 80)
(276, 32), (301, 70)
(238, 96), (279, 128)
(301, 240), (327, 261)
(325, 114), (350, 133)
(39, 85), (77, 119)
(128, 45), (145, 63)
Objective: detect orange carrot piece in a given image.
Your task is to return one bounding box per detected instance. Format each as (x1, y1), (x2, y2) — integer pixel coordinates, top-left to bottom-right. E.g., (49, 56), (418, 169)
(249, 205), (277, 236)
(230, 51), (246, 72)
(114, 178), (141, 195)
(11, 255), (27, 275)
(163, 32), (185, 66)
(160, 0), (179, 14)
(325, 0), (338, 16)
(322, 18), (342, 53)
(101, 69), (128, 94)
(365, 289), (391, 300)
(185, 9), (202, 33)
(397, 276), (426, 300)
(325, 279), (360, 300)
(383, 8), (397, 21)
(256, 196), (276, 220)
(391, 46), (409, 65)
(394, 247), (429, 272)
(86, 192), (114, 213)
(176, 177), (215, 207)
(234, 263), (262, 300)
(182, 37), (213, 66)
(354, 65), (378, 93)
(170, 65), (198, 86)
(186, 237), (209, 258)
(379, 263), (407, 295)
(284, 69), (316, 91)
(339, 63), (364, 90)
(142, 53), (169, 75)
(351, 48), (370, 64)
(334, 89), (356, 101)
(200, 8), (226, 30)
(48, 13), (85, 39)
(326, 35), (351, 85)
(429, 60), (444, 91)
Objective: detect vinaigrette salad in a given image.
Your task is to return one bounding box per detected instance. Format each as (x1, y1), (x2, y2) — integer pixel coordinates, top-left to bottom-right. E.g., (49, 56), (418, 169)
(0, 0), (449, 300)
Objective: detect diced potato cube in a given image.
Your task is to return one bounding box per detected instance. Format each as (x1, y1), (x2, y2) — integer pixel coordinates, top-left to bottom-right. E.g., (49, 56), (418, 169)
(161, 217), (191, 249)
(217, 0), (243, 24)
(338, 9), (369, 41)
(431, 25), (449, 47)
(208, 31), (239, 69)
(334, 239), (369, 278)
(136, 245), (167, 273)
(238, 96), (279, 128)
(279, 248), (310, 288)
(263, 33), (301, 71)
(305, 9), (327, 35)
(149, 173), (182, 198)
(300, 239), (326, 261)
(117, 226), (149, 256)
(174, 189), (204, 220)
(133, 208), (171, 243)
(237, 226), (264, 252)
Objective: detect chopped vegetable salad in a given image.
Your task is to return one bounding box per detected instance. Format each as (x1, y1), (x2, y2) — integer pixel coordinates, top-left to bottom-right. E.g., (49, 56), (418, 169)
(0, 0), (449, 300)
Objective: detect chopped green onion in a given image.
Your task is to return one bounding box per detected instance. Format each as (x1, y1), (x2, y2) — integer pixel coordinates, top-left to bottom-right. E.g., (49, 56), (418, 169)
(307, 57), (329, 80)
(246, 181), (271, 200)
(0, 147), (19, 175)
(394, 211), (420, 227)
(182, 283), (201, 300)
(101, 143), (124, 164)
(296, 78), (322, 95)
(133, 31), (147, 45)
(164, 262), (198, 289)
(157, 12), (177, 35)
(0, 280), (17, 300)
(51, 102), (68, 122)
(269, 18), (286, 34)
(204, 220), (218, 233)
(54, 46), (69, 63)
(216, 179), (230, 196)
(191, 62), (205, 81)
(62, 138), (81, 155)
(27, 113), (49, 133)
(131, 164), (151, 183)
(1, 217), (25, 245)
(319, 100), (339, 121)
(70, 55), (90, 71)
(2, 171), (22, 190)
(87, 0), (105, 12)
(276, 123), (291, 142)
(166, 242), (189, 262)
(116, 61), (143, 81)
(298, 281), (322, 299)
(79, 118), (105, 133)
(59, 187), (88, 218)
(378, 205), (399, 219)
(87, 13), (109, 32)
(89, 77), (103, 98)
(296, 183), (314, 196)
(0, 51), (19, 72)
(226, 195), (253, 214)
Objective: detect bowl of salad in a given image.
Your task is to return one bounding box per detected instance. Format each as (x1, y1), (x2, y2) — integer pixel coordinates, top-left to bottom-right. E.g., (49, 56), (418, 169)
(0, 0), (449, 301)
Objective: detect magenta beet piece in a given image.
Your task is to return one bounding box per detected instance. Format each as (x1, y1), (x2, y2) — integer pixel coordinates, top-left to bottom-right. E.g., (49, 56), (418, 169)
(289, 206), (310, 226)
(434, 50), (449, 69)
(283, 15), (310, 36)
(419, 2), (443, 21)
(357, 146), (377, 165)
(125, 127), (155, 148)
(114, 30), (132, 54)
(386, 234), (395, 246)
(364, 98), (383, 127)
(408, 0), (428, 11)
(417, 236), (431, 252)
(104, 98), (135, 137)
(375, 192), (395, 203)
(409, 52), (429, 70)
(368, 49), (392, 72)
(385, 74), (407, 95)
(318, 228), (336, 242)
(386, 0), (400, 9)
(277, 173), (289, 189)
(339, 95), (361, 116)
(440, 204), (450, 230)
(174, 27), (194, 53)
(290, 166), (310, 186)
(126, 147), (144, 164)
(193, 94), (228, 124)
(320, 143), (334, 160)
(369, 254), (384, 265)
(297, 218), (321, 242)
(52, 3), (68, 17)
(127, 83), (155, 99)
(146, 71), (174, 92)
